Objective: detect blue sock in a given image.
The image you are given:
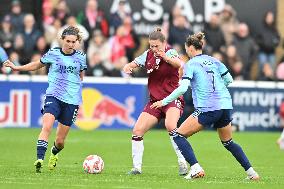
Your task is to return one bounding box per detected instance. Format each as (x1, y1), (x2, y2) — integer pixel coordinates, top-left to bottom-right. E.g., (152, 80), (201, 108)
(222, 139), (252, 171)
(173, 132), (198, 166)
(37, 140), (48, 160)
(51, 142), (62, 155)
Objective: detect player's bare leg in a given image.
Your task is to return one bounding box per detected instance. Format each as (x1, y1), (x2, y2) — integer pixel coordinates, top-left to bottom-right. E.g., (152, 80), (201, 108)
(128, 112), (158, 175)
(48, 122), (70, 170)
(165, 107), (188, 175)
(35, 113), (55, 173)
(218, 123), (260, 180)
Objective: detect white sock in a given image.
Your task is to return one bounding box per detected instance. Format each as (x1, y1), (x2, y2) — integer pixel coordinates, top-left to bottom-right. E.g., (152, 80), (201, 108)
(170, 136), (186, 162)
(280, 129), (284, 140)
(191, 163), (202, 171)
(246, 167), (257, 176)
(132, 139), (144, 171)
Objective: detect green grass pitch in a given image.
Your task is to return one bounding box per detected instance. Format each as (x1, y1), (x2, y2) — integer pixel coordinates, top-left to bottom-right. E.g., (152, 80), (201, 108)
(0, 128), (283, 189)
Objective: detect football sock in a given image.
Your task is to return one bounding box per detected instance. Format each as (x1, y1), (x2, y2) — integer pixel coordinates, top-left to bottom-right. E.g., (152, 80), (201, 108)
(280, 129), (284, 140)
(169, 128), (186, 161)
(51, 142), (62, 155)
(37, 140), (48, 160)
(246, 167), (257, 176)
(173, 132), (198, 166)
(132, 135), (144, 171)
(222, 139), (251, 171)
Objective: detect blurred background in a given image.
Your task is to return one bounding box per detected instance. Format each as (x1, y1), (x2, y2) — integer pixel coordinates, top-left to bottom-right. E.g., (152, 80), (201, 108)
(0, 0), (284, 132)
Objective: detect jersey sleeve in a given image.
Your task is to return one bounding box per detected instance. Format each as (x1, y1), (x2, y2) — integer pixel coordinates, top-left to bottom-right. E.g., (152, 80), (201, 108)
(217, 60), (229, 76)
(80, 54), (87, 71)
(162, 79), (190, 106)
(40, 49), (54, 64)
(0, 47), (8, 63)
(217, 61), (233, 86)
(165, 49), (179, 58)
(133, 50), (148, 67)
(182, 61), (194, 80)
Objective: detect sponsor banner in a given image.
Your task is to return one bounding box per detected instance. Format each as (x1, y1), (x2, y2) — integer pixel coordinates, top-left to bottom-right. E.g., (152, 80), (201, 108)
(76, 83), (146, 130)
(1, 79), (283, 131)
(0, 80), (146, 130)
(229, 86), (284, 131)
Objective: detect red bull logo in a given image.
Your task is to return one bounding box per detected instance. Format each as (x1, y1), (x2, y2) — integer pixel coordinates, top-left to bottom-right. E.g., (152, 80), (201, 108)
(76, 88), (136, 130)
(0, 90), (31, 127)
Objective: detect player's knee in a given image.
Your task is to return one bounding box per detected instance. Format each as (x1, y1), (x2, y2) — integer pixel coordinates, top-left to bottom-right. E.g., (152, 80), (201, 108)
(132, 127), (145, 136)
(165, 123), (177, 132)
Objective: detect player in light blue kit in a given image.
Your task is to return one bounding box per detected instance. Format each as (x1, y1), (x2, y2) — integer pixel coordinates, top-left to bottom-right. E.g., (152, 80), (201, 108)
(0, 46), (9, 67)
(151, 32), (260, 180)
(4, 26), (87, 173)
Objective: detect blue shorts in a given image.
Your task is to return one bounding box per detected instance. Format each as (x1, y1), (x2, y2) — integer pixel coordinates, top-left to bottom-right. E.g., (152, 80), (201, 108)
(192, 109), (233, 129)
(41, 96), (79, 126)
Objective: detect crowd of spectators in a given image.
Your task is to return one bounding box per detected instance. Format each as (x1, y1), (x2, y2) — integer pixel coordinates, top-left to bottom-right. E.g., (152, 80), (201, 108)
(0, 0), (283, 81)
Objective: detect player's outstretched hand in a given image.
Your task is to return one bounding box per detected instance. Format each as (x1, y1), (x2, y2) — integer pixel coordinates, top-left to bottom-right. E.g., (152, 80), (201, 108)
(123, 64), (133, 74)
(3, 60), (16, 70)
(150, 100), (163, 109)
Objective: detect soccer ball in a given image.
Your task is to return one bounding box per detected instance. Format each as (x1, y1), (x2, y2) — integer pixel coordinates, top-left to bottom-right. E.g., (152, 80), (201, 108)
(83, 155), (104, 174)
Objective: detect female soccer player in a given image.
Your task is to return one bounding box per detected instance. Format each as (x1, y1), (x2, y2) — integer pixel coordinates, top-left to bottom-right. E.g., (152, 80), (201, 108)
(151, 32), (260, 180)
(4, 26), (87, 173)
(122, 28), (188, 175)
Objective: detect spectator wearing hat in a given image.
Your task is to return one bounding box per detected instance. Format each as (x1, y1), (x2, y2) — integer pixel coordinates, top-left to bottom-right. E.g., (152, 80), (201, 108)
(219, 4), (239, 45)
(7, 0), (26, 33)
(0, 15), (16, 54)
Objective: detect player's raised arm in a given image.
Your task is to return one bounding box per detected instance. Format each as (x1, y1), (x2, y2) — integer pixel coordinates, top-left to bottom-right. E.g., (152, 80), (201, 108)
(156, 48), (182, 68)
(4, 60), (44, 72)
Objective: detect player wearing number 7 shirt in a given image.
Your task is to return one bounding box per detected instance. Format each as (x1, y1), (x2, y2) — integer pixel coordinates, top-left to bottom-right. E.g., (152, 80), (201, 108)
(151, 32), (260, 180)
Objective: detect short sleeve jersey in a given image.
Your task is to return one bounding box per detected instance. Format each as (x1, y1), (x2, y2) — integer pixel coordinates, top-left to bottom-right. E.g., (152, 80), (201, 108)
(183, 54), (232, 112)
(40, 47), (87, 105)
(134, 46), (182, 101)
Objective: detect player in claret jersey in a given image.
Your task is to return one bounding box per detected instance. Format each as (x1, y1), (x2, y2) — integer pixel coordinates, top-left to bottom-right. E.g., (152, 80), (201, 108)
(4, 26), (87, 173)
(123, 27), (188, 175)
(151, 32), (260, 180)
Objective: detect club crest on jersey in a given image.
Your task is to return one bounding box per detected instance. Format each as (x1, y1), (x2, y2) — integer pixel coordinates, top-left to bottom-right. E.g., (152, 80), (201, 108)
(156, 58), (161, 65)
(146, 58), (161, 73)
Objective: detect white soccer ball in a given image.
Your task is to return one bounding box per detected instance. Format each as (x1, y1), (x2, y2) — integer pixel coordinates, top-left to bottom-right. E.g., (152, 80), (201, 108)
(83, 155), (104, 174)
